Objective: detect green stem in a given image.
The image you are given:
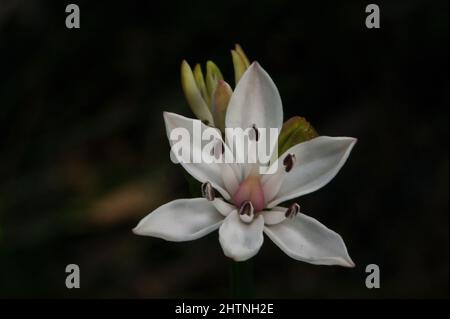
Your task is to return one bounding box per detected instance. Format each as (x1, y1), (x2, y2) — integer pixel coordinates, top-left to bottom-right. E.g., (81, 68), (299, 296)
(230, 260), (254, 298)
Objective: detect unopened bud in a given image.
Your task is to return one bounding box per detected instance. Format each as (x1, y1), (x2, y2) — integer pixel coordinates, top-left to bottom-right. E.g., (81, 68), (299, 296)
(278, 116), (318, 155)
(235, 44), (250, 68)
(206, 61), (224, 101)
(231, 50), (248, 86)
(211, 80), (232, 133)
(181, 60), (214, 125)
(193, 64), (209, 106)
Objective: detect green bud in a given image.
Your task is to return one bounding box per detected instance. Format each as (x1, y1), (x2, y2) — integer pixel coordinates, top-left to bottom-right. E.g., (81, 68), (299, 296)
(235, 44), (250, 68)
(193, 64), (209, 106)
(231, 49), (248, 86)
(212, 80), (232, 133)
(206, 61), (224, 104)
(278, 116), (318, 155)
(181, 60), (214, 125)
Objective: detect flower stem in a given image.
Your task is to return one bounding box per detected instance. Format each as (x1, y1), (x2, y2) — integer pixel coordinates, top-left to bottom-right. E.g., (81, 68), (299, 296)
(230, 260), (254, 298)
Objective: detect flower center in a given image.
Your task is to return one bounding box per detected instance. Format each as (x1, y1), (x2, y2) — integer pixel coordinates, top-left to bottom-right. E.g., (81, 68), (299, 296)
(232, 175), (266, 213)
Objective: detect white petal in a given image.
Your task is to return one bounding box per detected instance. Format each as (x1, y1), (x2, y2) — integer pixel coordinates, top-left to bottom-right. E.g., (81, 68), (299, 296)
(268, 136), (357, 207)
(225, 62), (283, 175)
(262, 207), (287, 225)
(219, 210), (264, 261)
(221, 162), (240, 196)
(226, 62), (283, 133)
(261, 165), (286, 204)
(264, 212), (354, 267)
(133, 198), (223, 241)
(164, 112), (231, 199)
(211, 198), (235, 217)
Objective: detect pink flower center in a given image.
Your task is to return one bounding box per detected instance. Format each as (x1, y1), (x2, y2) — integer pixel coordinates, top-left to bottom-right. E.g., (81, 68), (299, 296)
(232, 175), (266, 213)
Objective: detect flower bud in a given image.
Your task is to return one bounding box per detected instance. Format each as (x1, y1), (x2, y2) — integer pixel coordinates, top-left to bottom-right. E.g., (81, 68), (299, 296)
(231, 44), (250, 85)
(193, 63), (209, 106)
(278, 116), (318, 155)
(235, 44), (250, 68)
(181, 60), (214, 125)
(211, 80), (232, 133)
(231, 48), (251, 86)
(206, 61), (224, 101)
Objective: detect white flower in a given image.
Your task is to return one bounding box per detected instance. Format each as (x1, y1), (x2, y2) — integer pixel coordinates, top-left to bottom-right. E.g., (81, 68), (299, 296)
(134, 62), (356, 266)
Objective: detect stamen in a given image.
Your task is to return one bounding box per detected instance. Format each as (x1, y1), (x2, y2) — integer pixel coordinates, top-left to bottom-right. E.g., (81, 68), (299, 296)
(201, 182), (215, 201)
(249, 124), (260, 141)
(238, 200), (254, 223)
(283, 153), (296, 172)
(285, 203), (300, 219)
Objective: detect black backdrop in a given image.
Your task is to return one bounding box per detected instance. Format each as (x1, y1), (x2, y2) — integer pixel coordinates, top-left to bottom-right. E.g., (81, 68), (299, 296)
(0, 0), (448, 298)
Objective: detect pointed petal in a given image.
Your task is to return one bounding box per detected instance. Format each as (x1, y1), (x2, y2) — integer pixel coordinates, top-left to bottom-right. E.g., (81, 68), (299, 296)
(164, 112), (231, 199)
(219, 210), (264, 261)
(225, 62), (283, 177)
(133, 198), (223, 241)
(268, 136), (357, 207)
(264, 212), (354, 267)
(262, 207), (287, 225)
(262, 166), (286, 204)
(221, 162), (240, 196)
(226, 62), (283, 135)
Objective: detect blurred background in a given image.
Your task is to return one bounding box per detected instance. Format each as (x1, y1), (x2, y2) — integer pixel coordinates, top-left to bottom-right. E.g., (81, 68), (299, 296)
(0, 0), (448, 298)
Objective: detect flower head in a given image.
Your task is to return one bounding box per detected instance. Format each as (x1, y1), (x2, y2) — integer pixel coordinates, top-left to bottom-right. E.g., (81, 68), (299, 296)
(134, 53), (356, 266)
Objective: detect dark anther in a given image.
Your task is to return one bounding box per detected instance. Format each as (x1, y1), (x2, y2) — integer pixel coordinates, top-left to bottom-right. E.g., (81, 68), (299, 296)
(201, 182), (215, 201)
(238, 200), (255, 223)
(238, 200), (254, 216)
(249, 124), (260, 141)
(285, 203), (300, 219)
(283, 153), (296, 172)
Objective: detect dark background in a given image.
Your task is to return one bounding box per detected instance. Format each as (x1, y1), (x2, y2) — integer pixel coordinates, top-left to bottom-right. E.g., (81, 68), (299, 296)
(0, 0), (448, 298)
